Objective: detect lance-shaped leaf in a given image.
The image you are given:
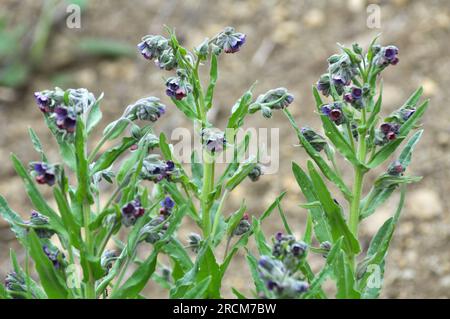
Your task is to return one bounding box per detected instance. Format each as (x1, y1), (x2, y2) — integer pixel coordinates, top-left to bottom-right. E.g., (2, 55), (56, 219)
(27, 230), (69, 299)
(170, 96), (197, 120)
(91, 137), (137, 173)
(0, 195), (27, 244)
(10, 250), (47, 299)
(292, 162), (332, 244)
(86, 93), (104, 134)
(367, 137), (405, 169)
(307, 161), (360, 254)
(10, 154), (66, 235)
(75, 119), (93, 204)
(334, 250), (361, 299)
(204, 54), (218, 110)
(28, 128), (47, 162)
(285, 109), (352, 199)
(225, 157), (257, 191)
(357, 187), (406, 298)
(183, 276), (212, 299)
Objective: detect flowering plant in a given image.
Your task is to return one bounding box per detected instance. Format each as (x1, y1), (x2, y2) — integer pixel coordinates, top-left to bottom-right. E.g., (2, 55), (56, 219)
(0, 27), (428, 299)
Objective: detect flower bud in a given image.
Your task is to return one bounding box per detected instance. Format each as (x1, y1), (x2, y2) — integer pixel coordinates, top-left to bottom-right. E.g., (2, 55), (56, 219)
(233, 216), (251, 236)
(140, 156), (178, 183)
(125, 96), (166, 122)
(4, 272), (27, 299)
(31, 162), (56, 186)
(301, 127), (327, 152)
(290, 241), (307, 257)
(27, 210), (55, 239)
(248, 164), (263, 182)
(121, 199), (145, 227)
(137, 35), (170, 61)
(101, 250), (117, 273)
(387, 160), (405, 176)
(187, 232), (202, 253)
(54, 106), (77, 133)
(195, 38), (210, 60)
(213, 27), (246, 54)
(34, 92), (52, 113)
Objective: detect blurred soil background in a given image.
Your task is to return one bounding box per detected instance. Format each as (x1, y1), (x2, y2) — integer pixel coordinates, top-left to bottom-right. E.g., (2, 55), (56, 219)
(0, 0), (449, 298)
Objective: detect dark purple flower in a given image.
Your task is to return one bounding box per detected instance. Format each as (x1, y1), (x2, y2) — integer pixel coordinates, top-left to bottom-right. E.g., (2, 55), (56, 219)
(343, 93), (353, 103)
(160, 196), (175, 218)
(266, 280), (278, 291)
(388, 160), (405, 176)
(55, 106), (76, 133)
(275, 232), (283, 242)
(291, 242), (307, 257)
(401, 108), (415, 121)
(137, 41), (153, 60)
(293, 281), (309, 293)
(33, 163), (56, 186)
(43, 245), (62, 269)
(34, 92), (51, 113)
(121, 199), (145, 227)
(321, 105), (331, 116)
(329, 109), (342, 122)
(351, 87), (363, 100)
(224, 34), (246, 53)
(380, 123), (392, 134)
(165, 160), (175, 171)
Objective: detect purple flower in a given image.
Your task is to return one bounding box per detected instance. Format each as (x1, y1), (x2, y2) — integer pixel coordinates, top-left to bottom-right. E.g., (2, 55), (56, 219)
(54, 106), (76, 133)
(137, 41), (153, 60)
(376, 122), (401, 145)
(351, 87), (363, 100)
(388, 160), (405, 176)
(34, 92), (51, 113)
(291, 242), (307, 257)
(213, 27), (247, 54)
(165, 77), (191, 100)
(160, 196), (175, 218)
(275, 232), (284, 242)
(43, 245), (63, 269)
(376, 45), (399, 67)
(321, 105), (331, 116)
(33, 163), (56, 186)
(329, 109), (342, 122)
(121, 199), (145, 227)
(343, 93), (353, 103)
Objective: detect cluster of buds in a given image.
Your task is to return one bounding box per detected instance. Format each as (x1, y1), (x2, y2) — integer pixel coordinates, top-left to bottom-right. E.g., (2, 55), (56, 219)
(317, 53), (358, 97)
(232, 213), (251, 236)
(201, 128), (226, 154)
(248, 164), (263, 182)
(34, 88), (97, 135)
(101, 250), (118, 274)
(187, 233), (202, 253)
(30, 162), (57, 186)
(43, 245), (65, 270)
(211, 27), (246, 54)
(124, 96), (166, 122)
(137, 35), (177, 70)
(121, 198), (145, 227)
(249, 88), (294, 119)
(4, 271), (28, 299)
(272, 232), (308, 272)
(140, 155), (178, 183)
(165, 70), (192, 100)
(343, 86), (365, 109)
(375, 122), (400, 146)
(258, 255), (309, 299)
(26, 211), (55, 239)
(387, 160), (405, 176)
(373, 45), (399, 68)
(301, 127), (327, 152)
(321, 102), (346, 125)
(141, 215), (168, 244)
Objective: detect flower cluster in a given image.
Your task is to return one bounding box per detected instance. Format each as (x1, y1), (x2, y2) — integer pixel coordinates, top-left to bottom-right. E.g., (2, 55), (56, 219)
(140, 156), (178, 183)
(121, 199), (145, 227)
(137, 35), (177, 70)
(373, 45), (399, 68)
(249, 88), (294, 118)
(343, 86), (365, 109)
(387, 160), (405, 176)
(142, 215), (168, 244)
(30, 162), (56, 186)
(43, 245), (65, 269)
(258, 256), (309, 299)
(321, 102), (346, 125)
(232, 213), (251, 236)
(26, 211), (55, 239)
(34, 88), (97, 135)
(159, 196), (175, 219)
(165, 70), (192, 100)
(272, 232), (308, 271)
(212, 27), (246, 54)
(4, 272), (28, 299)
(317, 54), (358, 97)
(124, 96), (166, 122)
(201, 128), (226, 154)
(301, 127), (327, 152)
(375, 122), (400, 146)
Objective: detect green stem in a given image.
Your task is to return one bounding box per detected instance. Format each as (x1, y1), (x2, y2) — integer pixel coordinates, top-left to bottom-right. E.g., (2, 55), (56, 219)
(82, 201), (96, 299)
(211, 189), (229, 241)
(201, 152), (215, 237)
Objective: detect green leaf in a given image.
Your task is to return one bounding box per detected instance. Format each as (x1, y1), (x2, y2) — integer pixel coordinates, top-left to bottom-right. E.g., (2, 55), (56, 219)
(53, 188), (81, 248)
(226, 88), (253, 134)
(304, 238), (342, 298)
(92, 137), (136, 173)
(358, 187), (406, 298)
(190, 150), (203, 189)
(170, 97), (197, 120)
(196, 245), (221, 298)
(246, 252), (267, 295)
(205, 54), (218, 110)
(103, 118), (130, 141)
(399, 130), (423, 167)
(28, 128), (47, 162)
(334, 250), (360, 299)
(27, 230), (69, 298)
(292, 162), (332, 243)
(307, 161), (360, 254)
(366, 83), (382, 128)
(110, 249), (158, 299)
(0, 195), (27, 244)
(226, 200), (246, 237)
(183, 276), (212, 299)
(260, 192), (287, 221)
(253, 218), (271, 255)
(225, 158), (257, 191)
(86, 93), (103, 134)
(284, 109), (352, 199)
(10, 154), (65, 235)
(367, 137), (405, 169)
(232, 288), (247, 299)
(159, 132), (173, 160)
(0, 282), (9, 299)
(399, 100), (429, 137)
